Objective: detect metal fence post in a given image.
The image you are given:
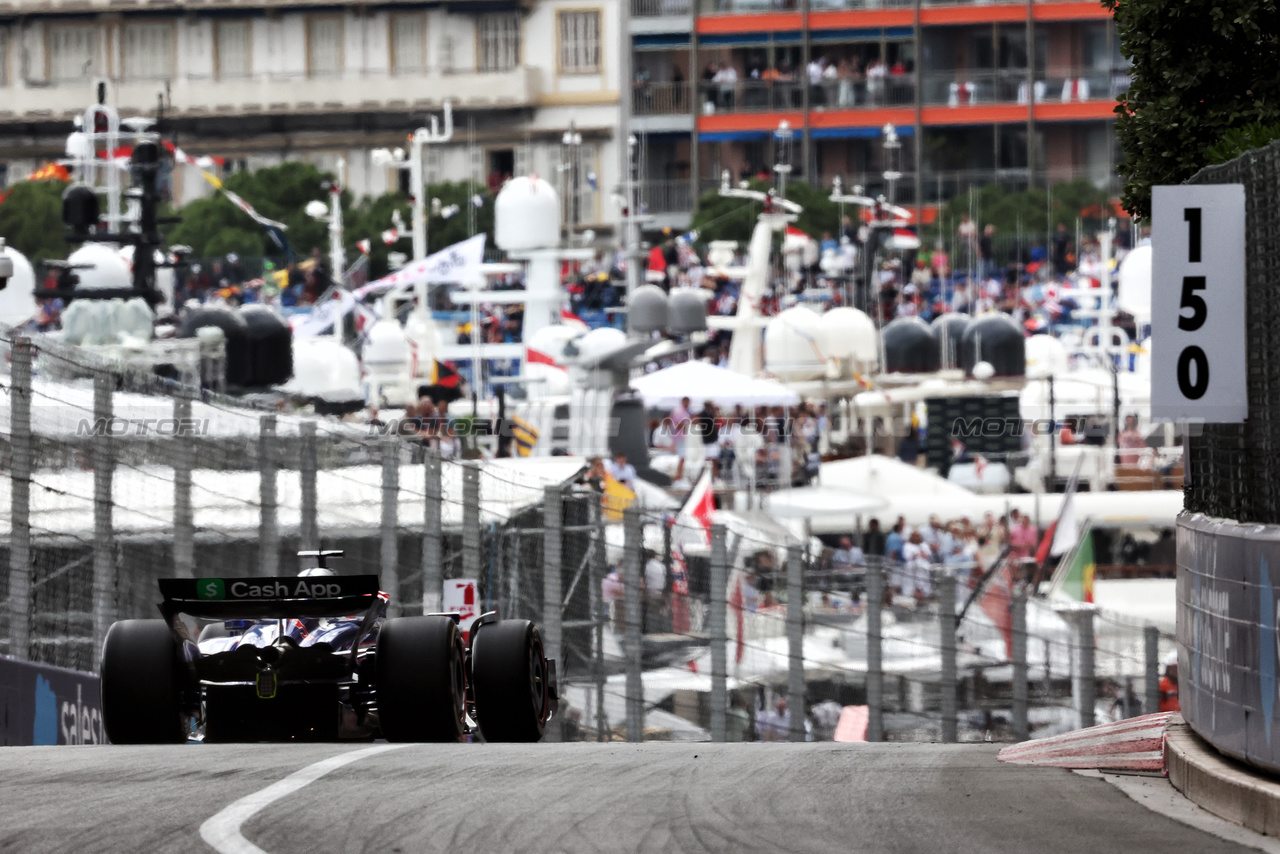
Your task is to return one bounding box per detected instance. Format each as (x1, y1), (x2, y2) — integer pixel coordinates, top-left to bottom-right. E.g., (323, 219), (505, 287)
(381, 438), (401, 616)
(1075, 606), (1097, 729)
(939, 569), (958, 743)
(172, 393), (194, 576)
(7, 338), (33, 659)
(542, 486), (563, 743)
(623, 507), (644, 742)
(92, 368), (116, 654)
(258, 415), (279, 576)
(1011, 587), (1029, 741)
(299, 421), (318, 552)
(1145, 625), (1161, 716)
(786, 545), (806, 742)
(866, 558), (884, 742)
(592, 499), (608, 742)
(709, 523), (728, 742)
(462, 463), (480, 581)
(422, 449), (443, 613)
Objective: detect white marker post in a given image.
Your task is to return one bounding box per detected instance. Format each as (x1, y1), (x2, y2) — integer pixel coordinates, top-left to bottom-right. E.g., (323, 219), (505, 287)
(1150, 184), (1247, 423)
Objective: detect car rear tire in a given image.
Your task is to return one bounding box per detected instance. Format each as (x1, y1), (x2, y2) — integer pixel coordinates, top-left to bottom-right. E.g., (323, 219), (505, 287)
(471, 619), (550, 743)
(376, 615), (466, 743)
(100, 620), (187, 744)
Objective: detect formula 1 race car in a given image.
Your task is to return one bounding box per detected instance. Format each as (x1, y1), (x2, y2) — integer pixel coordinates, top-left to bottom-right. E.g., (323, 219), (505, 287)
(99, 551), (558, 744)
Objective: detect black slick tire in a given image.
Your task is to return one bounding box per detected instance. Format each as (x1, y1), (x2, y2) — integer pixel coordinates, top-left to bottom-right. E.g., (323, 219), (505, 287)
(100, 619), (187, 744)
(471, 619), (549, 743)
(376, 615), (466, 743)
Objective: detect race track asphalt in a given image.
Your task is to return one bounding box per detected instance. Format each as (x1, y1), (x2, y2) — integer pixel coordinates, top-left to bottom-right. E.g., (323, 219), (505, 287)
(0, 742), (1259, 854)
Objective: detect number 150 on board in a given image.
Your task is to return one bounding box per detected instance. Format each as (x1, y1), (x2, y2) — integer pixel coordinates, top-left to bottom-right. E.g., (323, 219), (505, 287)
(1151, 184), (1247, 424)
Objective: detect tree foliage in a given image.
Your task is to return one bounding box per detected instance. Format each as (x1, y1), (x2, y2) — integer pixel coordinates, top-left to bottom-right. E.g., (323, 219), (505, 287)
(689, 179), (844, 246)
(166, 161), (335, 261)
(0, 179), (71, 263)
(165, 164), (494, 278)
(1103, 0), (1280, 218)
(931, 179), (1118, 243)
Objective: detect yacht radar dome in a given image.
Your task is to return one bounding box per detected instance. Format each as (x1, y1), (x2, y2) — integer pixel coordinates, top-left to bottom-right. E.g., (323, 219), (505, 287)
(495, 176), (561, 251)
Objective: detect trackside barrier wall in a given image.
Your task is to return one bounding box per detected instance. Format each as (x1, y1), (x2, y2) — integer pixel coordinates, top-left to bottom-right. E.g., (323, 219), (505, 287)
(1176, 140), (1280, 775)
(1177, 513), (1280, 774)
(0, 654), (103, 746)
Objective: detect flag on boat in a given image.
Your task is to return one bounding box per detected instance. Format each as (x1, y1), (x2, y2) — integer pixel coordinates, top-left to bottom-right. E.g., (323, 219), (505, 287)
(676, 468), (715, 547)
(508, 414), (539, 457)
(525, 347), (564, 369)
(978, 556), (1016, 658)
(1036, 457), (1083, 565)
(646, 245), (667, 283)
(670, 544), (691, 634)
(560, 309), (589, 330)
(354, 233), (487, 298)
(601, 474), (636, 522)
(429, 359), (462, 389)
(1059, 529), (1096, 603)
(220, 187), (289, 232)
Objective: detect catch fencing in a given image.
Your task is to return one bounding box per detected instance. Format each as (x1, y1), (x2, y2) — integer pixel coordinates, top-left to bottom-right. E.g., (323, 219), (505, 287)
(1183, 139), (1280, 524)
(0, 326), (1171, 742)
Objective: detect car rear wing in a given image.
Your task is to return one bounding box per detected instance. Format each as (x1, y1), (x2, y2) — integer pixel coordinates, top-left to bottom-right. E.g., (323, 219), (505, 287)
(158, 575), (381, 620)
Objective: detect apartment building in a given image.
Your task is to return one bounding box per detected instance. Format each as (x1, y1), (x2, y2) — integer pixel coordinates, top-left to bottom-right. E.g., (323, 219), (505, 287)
(0, 0), (621, 230)
(628, 0), (1127, 230)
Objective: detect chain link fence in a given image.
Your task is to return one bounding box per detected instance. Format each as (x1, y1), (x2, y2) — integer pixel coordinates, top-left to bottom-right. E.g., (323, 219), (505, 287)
(1183, 139), (1280, 523)
(1, 324), (1173, 742)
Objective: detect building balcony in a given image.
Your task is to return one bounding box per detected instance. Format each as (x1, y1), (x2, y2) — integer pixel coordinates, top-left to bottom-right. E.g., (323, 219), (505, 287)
(631, 0), (693, 34)
(696, 78), (915, 113)
(695, 0), (911, 13)
(633, 83), (692, 116)
(920, 67), (1129, 107)
(640, 178), (695, 214)
(632, 0), (693, 15)
(0, 0), (519, 11)
(0, 66), (542, 125)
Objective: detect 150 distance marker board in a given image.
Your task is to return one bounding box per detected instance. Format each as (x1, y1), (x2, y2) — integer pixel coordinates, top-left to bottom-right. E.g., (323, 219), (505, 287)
(1150, 184), (1247, 423)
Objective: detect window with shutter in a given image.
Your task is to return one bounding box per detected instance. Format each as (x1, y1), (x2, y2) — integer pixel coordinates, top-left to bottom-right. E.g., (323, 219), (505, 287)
(392, 14), (425, 75)
(216, 20), (251, 80)
(477, 14), (520, 73)
(48, 24), (99, 83)
(557, 11), (600, 75)
(308, 17), (343, 77)
(124, 22), (174, 81)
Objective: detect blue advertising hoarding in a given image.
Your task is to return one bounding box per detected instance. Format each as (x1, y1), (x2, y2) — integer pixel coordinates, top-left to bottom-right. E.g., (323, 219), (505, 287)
(0, 654), (103, 746)
(1179, 514), (1280, 773)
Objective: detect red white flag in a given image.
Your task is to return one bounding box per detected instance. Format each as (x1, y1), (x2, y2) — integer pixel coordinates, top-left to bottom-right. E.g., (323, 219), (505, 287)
(677, 468), (715, 547)
(728, 571), (746, 665)
(978, 559), (1016, 658)
(525, 347), (565, 369)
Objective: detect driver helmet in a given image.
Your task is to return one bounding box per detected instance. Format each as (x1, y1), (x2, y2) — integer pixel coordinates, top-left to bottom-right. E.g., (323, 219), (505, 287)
(298, 567), (337, 578)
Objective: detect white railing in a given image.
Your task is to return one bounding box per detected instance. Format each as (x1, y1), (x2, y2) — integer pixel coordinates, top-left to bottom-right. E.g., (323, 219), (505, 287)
(0, 66), (542, 122)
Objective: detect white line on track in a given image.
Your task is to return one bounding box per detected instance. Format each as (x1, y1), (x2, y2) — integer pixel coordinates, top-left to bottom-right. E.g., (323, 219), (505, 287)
(199, 744), (412, 854)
